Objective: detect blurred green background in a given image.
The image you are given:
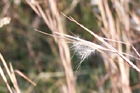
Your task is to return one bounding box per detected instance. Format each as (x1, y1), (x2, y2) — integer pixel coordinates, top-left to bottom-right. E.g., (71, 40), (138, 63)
(0, 0), (140, 93)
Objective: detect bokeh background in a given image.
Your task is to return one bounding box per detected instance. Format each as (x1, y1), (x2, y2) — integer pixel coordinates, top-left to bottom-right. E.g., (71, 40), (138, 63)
(1, 0), (140, 93)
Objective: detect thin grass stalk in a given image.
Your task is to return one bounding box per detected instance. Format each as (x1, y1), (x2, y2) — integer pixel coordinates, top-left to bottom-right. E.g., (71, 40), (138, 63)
(26, 0), (140, 92)
(122, 29), (131, 93)
(0, 53), (19, 92)
(0, 53), (35, 92)
(9, 63), (21, 93)
(135, 44), (140, 92)
(35, 24), (140, 93)
(95, 0), (140, 92)
(103, 1), (120, 92)
(114, 0), (131, 92)
(97, 0), (108, 30)
(96, 1), (119, 92)
(0, 53), (13, 82)
(25, 0), (41, 17)
(26, 0), (76, 92)
(0, 66), (13, 93)
(129, 6), (140, 90)
(124, 1), (131, 92)
(64, 14), (140, 71)
(49, 1), (76, 93)
(14, 70), (36, 86)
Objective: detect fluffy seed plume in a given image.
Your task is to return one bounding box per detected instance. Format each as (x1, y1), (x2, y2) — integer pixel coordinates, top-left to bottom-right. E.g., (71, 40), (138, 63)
(70, 35), (96, 65)
(71, 41), (96, 61)
(71, 40), (96, 71)
(35, 29), (140, 73)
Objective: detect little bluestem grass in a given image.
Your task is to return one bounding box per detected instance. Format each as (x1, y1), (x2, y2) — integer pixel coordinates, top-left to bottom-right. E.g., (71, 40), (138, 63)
(35, 29), (140, 73)
(34, 29), (109, 71)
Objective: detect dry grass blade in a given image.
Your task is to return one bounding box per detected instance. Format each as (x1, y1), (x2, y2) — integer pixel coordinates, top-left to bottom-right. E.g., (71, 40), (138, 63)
(53, 31), (140, 61)
(9, 63), (20, 93)
(35, 29), (129, 56)
(0, 53), (16, 86)
(15, 70), (36, 86)
(25, 0), (41, 17)
(63, 0), (80, 14)
(0, 66), (13, 93)
(35, 29), (113, 52)
(35, 29), (139, 72)
(0, 53), (35, 92)
(102, 38), (140, 59)
(29, 0), (76, 92)
(0, 53), (21, 93)
(61, 13), (140, 73)
(35, 29), (140, 61)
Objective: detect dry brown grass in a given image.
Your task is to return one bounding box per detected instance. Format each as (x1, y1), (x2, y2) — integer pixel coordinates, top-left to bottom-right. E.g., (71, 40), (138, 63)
(1, 0), (139, 92)
(0, 53), (36, 93)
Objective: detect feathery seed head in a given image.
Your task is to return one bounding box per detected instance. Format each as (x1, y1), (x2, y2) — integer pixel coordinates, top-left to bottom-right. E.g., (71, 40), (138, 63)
(71, 37), (96, 61)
